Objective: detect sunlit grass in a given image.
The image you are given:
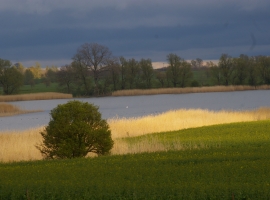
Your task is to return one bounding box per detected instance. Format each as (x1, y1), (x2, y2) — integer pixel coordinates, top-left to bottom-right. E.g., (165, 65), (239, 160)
(0, 120), (270, 199)
(112, 85), (270, 96)
(0, 92), (72, 102)
(1, 107), (270, 162)
(109, 107), (270, 139)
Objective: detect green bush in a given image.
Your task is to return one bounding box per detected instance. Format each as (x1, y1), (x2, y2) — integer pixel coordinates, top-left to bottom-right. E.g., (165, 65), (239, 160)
(36, 100), (114, 159)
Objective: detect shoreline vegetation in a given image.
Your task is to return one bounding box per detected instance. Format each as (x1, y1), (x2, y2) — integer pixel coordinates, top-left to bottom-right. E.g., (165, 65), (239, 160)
(1, 107), (270, 163)
(0, 92), (72, 102)
(112, 85), (270, 96)
(0, 85), (269, 102)
(0, 102), (42, 117)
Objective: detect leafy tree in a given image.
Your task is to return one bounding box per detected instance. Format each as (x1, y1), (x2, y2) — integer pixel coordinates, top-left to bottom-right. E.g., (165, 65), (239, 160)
(107, 58), (120, 91)
(257, 56), (270, 84)
(155, 70), (166, 88)
(166, 54), (192, 87)
(126, 58), (140, 89)
(166, 53), (182, 87)
(36, 100), (114, 159)
(14, 62), (25, 74)
(209, 65), (222, 85)
(29, 62), (43, 79)
(119, 57), (128, 89)
(45, 66), (58, 83)
(139, 58), (154, 88)
(179, 61), (192, 87)
(218, 54), (234, 85)
(248, 56), (259, 86)
(24, 68), (35, 87)
(232, 54), (249, 85)
(0, 59), (24, 94)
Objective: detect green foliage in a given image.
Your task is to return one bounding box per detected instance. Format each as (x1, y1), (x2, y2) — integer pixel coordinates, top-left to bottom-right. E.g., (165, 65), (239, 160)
(166, 54), (193, 87)
(190, 80), (200, 87)
(37, 100), (113, 159)
(24, 68), (35, 86)
(18, 82), (59, 94)
(139, 58), (154, 88)
(1, 120), (270, 199)
(0, 59), (24, 95)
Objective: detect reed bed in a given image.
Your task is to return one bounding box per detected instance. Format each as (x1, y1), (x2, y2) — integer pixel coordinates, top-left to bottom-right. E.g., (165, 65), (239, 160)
(1, 107), (270, 162)
(0, 92), (72, 102)
(0, 128), (44, 162)
(108, 107), (270, 139)
(112, 85), (270, 96)
(0, 102), (42, 116)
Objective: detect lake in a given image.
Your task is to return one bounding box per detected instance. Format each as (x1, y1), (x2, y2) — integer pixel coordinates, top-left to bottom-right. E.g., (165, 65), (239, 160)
(1, 90), (270, 131)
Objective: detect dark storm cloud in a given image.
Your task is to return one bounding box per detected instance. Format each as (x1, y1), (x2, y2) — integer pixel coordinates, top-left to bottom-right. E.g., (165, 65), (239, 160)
(0, 0), (269, 66)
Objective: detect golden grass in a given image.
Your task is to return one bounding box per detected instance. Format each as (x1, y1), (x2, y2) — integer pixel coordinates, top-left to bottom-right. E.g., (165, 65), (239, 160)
(0, 92), (72, 102)
(112, 85), (270, 96)
(0, 102), (42, 116)
(1, 107), (270, 162)
(108, 107), (270, 139)
(0, 128), (44, 162)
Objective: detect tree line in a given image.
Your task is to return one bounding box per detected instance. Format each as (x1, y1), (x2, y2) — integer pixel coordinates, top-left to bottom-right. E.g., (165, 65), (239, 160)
(0, 43), (269, 95)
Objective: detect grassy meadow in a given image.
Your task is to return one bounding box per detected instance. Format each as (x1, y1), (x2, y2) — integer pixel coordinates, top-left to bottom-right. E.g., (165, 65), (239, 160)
(0, 120), (270, 199)
(1, 107), (270, 162)
(112, 85), (270, 96)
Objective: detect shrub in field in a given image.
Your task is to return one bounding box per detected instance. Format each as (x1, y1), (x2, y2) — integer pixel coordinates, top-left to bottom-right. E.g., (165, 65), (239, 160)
(36, 100), (113, 159)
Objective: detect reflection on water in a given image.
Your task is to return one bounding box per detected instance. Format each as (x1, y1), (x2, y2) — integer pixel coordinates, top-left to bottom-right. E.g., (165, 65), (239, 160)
(1, 90), (270, 131)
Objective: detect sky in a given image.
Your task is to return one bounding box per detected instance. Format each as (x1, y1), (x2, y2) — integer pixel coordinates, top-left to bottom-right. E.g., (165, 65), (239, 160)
(0, 0), (270, 67)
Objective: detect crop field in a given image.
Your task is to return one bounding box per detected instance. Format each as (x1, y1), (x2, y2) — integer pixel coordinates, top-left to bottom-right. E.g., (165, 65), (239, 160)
(0, 120), (270, 199)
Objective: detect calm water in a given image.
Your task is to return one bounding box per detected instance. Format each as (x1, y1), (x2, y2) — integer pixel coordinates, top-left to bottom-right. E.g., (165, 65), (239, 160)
(1, 90), (270, 131)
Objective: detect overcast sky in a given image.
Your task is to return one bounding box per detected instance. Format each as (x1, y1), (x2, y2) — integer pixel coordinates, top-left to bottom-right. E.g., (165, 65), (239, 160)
(1, 0), (269, 67)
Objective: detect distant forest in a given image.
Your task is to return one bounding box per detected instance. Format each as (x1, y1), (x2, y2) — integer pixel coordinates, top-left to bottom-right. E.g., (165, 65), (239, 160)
(0, 43), (269, 96)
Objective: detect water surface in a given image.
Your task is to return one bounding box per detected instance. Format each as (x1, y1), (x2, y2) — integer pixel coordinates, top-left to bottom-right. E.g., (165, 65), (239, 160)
(1, 90), (270, 131)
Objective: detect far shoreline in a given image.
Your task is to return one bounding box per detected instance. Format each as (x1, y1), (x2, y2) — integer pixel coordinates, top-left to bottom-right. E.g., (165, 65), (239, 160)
(0, 85), (269, 102)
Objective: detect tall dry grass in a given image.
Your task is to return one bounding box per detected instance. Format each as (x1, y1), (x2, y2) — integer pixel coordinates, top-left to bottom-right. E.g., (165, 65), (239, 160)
(112, 85), (270, 96)
(1, 107), (270, 162)
(0, 128), (44, 162)
(109, 107), (270, 139)
(0, 102), (42, 116)
(0, 92), (72, 102)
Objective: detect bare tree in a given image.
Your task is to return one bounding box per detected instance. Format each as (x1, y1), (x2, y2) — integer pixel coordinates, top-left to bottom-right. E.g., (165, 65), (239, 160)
(72, 54), (92, 95)
(57, 65), (75, 93)
(191, 58), (203, 68)
(74, 43), (112, 87)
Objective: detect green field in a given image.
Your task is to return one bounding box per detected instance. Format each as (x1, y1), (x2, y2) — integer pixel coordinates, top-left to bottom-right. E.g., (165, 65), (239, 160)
(18, 83), (60, 94)
(0, 83), (60, 95)
(0, 120), (270, 199)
